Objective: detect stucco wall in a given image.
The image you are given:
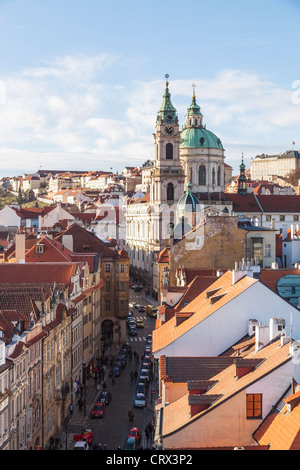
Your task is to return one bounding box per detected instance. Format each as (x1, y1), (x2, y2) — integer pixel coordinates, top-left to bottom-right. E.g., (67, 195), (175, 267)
(163, 361), (293, 449)
(154, 280), (300, 359)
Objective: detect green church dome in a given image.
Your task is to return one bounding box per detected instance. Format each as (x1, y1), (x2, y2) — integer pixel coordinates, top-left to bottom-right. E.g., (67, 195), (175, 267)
(180, 127), (224, 150)
(177, 182), (201, 214)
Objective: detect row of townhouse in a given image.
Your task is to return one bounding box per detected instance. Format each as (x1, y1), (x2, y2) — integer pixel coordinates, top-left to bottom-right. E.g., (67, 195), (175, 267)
(152, 267), (300, 450)
(0, 262), (85, 450)
(0, 223), (129, 450)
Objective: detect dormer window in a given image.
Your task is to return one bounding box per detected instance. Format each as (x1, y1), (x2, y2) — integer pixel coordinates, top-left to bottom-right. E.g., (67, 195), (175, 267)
(35, 244), (44, 254)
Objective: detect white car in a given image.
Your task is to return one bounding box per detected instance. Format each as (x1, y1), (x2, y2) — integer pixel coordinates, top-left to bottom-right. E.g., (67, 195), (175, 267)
(134, 393), (147, 408)
(74, 441), (89, 450)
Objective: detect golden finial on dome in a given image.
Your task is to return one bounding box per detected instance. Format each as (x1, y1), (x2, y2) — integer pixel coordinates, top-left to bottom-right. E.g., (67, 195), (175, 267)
(192, 83), (196, 98)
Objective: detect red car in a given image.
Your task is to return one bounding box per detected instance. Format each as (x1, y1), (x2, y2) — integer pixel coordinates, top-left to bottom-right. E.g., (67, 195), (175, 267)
(73, 428), (94, 445)
(91, 402), (106, 418)
(128, 427), (141, 443)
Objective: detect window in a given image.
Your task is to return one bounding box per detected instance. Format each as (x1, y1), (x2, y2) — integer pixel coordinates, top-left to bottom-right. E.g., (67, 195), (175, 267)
(199, 166), (206, 186)
(106, 281), (110, 291)
(121, 264), (124, 273)
(246, 394), (262, 418)
(167, 183), (174, 201)
(166, 143), (173, 160)
(35, 244), (44, 254)
(105, 264), (111, 272)
(266, 215), (271, 222)
(212, 168), (215, 186)
(280, 215), (285, 221)
(294, 215), (299, 222)
(105, 299), (110, 310)
(264, 244), (271, 258)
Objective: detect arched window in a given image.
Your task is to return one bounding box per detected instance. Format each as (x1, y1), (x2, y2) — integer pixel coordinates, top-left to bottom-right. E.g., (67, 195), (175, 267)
(199, 166), (206, 186)
(217, 166), (221, 186)
(167, 183), (174, 201)
(212, 168), (215, 185)
(166, 143), (173, 160)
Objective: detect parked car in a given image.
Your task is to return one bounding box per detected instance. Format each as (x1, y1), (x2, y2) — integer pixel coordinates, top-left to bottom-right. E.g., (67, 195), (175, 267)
(136, 319), (144, 328)
(74, 441), (89, 450)
(118, 348), (128, 357)
(130, 284), (138, 290)
(136, 383), (145, 394)
(138, 306), (145, 312)
(134, 393), (147, 408)
(138, 377), (149, 389)
(91, 402), (106, 418)
(129, 328), (137, 336)
(124, 436), (137, 450)
(134, 286), (142, 292)
(127, 319), (136, 328)
(73, 428), (94, 447)
(113, 365), (121, 377)
(128, 427), (141, 443)
(128, 311), (133, 317)
(99, 391), (112, 405)
(120, 343), (131, 353)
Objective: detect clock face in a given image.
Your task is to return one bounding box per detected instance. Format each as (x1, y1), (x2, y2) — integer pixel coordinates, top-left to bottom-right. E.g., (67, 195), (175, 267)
(165, 125), (174, 135)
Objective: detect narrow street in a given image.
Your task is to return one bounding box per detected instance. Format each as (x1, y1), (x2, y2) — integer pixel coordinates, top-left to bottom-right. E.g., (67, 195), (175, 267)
(59, 289), (159, 450)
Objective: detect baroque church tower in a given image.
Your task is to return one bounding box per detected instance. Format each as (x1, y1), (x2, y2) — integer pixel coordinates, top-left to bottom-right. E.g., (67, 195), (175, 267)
(180, 85), (225, 195)
(150, 75), (185, 206)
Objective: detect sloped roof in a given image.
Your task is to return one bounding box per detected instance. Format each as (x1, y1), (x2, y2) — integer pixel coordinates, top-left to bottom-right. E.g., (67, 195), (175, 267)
(162, 339), (291, 439)
(258, 268), (300, 294)
(0, 262), (78, 285)
(254, 389), (300, 450)
(54, 223), (118, 259)
(152, 271), (257, 354)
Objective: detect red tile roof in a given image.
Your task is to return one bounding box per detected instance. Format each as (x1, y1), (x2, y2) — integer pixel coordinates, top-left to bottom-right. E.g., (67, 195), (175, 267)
(254, 388), (300, 450)
(54, 223), (118, 259)
(0, 262), (78, 285)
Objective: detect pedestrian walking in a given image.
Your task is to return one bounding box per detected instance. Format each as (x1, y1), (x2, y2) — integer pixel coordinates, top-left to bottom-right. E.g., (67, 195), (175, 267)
(69, 403), (73, 416)
(102, 381), (107, 391)
(128, 409), (134, 422)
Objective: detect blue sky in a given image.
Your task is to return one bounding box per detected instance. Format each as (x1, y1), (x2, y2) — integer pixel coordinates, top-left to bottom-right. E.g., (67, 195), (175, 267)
(0, 0), (299, 177)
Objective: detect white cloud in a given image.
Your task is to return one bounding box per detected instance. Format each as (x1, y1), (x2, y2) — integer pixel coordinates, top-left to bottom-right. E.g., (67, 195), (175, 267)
(0, 60), (299, 176)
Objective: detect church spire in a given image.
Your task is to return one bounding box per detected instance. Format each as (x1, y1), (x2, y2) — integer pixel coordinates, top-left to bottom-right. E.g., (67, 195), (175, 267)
(157, 74), (178, 124)
(238, 153), (247, 195)
(184, 83), (203, 128)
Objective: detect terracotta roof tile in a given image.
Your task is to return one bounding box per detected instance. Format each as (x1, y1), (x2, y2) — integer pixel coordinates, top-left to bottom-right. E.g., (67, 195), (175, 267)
(152, 271), (257, 354)
(162, 340), (291, 439)
(254, 389), (300, 450)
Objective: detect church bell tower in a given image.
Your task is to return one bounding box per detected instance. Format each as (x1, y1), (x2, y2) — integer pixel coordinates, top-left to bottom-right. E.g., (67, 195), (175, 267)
(151, 75), (185, 206)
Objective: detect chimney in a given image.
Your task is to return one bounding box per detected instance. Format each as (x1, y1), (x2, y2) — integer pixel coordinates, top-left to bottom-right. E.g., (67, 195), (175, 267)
(255, 323), (269, 352)
(15, 233), (26, 263)
(232, 269), (246, 285)
(269, 317), (285, 341)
